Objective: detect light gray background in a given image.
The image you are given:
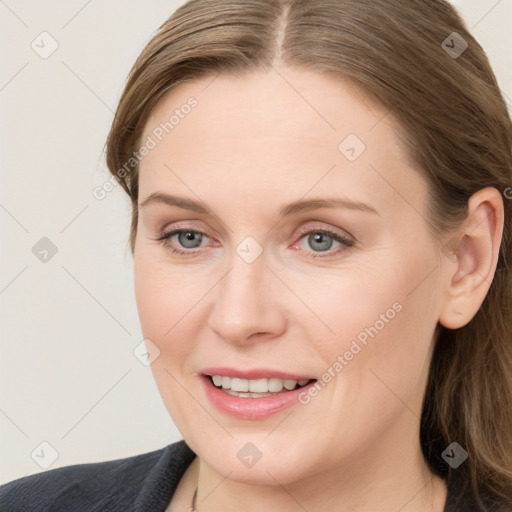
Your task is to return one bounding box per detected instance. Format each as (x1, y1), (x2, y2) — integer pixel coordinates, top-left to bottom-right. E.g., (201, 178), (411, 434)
(1, 0), (511, 484)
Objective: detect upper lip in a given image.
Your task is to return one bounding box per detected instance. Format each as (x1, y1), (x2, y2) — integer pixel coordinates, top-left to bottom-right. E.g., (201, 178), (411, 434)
(201, 367), (316, 381)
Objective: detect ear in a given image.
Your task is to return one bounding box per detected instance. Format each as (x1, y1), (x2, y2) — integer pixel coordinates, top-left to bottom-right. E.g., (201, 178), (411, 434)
(438, 187), (505, 330)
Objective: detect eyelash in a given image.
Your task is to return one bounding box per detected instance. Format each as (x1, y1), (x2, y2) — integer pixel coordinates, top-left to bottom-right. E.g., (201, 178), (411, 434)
(152, 225), (355, 260)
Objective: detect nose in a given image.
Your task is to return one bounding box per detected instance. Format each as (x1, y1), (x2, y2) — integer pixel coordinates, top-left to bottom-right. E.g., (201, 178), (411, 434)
(207, 251), (287, 345)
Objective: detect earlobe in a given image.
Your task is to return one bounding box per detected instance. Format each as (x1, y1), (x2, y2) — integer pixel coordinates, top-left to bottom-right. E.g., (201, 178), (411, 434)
(438, 187), (504, 330)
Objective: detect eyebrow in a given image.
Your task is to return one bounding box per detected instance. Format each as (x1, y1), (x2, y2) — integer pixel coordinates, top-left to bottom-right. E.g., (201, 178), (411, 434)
(138, 192), (379, 217)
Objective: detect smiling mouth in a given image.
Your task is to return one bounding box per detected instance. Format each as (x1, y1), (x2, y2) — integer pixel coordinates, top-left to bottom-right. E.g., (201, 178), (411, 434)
(206, 374), (316, 398)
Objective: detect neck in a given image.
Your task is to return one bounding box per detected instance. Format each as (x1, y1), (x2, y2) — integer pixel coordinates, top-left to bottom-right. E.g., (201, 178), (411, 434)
(191, 434), (447, 512)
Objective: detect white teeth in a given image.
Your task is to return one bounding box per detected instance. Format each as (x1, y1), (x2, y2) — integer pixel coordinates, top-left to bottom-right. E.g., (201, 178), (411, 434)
(283, 379), (297, 390)
(224, 389), (274, 398)
(268, 378), (283, 392)
(232, 377), (249, 392)
(212, 375), (223, 387)
(249, 379), (268, 393)
(210, 375), (312, 393)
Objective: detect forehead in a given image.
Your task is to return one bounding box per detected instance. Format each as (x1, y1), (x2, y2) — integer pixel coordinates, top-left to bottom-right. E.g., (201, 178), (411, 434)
(143, 68), (391, 148)
(138, 67), (428, 218)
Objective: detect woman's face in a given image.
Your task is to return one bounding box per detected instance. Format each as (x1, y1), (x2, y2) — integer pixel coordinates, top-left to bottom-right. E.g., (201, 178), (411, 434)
(134, 67), (452, 485)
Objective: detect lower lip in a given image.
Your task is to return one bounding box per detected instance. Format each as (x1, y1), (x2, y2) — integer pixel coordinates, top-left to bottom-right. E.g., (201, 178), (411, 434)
(200, 375), (317, 420)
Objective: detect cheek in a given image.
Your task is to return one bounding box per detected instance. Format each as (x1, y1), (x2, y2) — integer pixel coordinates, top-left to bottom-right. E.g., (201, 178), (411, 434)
(133, 251), (222, 373)
(133, 254), (197, 396)
(134, 261), (168, 341)
(133, 254), (205, 431)
(134, 250), (202, 341)
(327, 300), (437, 452)
(303, 250), (439, 402)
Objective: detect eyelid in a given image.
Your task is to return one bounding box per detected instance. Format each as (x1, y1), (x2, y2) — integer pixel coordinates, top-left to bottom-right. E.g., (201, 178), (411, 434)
(156, 220), (215, 240)
(153, 221), (355, 258)
(293, 222), (354, 242)
(157, 220), (353, 242)
(290, 224), (355, 258)
(154, 225), (215, 248)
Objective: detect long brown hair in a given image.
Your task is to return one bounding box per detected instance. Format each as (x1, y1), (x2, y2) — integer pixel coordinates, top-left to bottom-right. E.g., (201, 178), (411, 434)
(105, 0), (512, 507)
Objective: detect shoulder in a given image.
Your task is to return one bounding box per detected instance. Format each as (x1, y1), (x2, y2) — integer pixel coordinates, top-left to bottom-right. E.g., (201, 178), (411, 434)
(0, 439), (196, 512)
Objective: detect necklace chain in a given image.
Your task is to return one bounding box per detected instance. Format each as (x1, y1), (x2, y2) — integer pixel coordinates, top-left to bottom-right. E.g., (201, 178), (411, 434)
(190, 485), (198, 511)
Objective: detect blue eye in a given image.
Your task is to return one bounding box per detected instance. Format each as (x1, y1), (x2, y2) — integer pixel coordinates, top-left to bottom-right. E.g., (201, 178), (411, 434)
(171, 230), (205, 249)
(294, 229), (354, 259)
(154, 227), (354, 259)
(156, 229), (209, 255)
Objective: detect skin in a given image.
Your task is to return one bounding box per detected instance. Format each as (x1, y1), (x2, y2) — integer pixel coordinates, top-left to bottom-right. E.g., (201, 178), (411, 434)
(133, 66), (504, 512)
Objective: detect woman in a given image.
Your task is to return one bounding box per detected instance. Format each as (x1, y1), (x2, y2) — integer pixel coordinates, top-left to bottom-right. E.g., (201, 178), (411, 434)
(1, 0), (511, 510)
